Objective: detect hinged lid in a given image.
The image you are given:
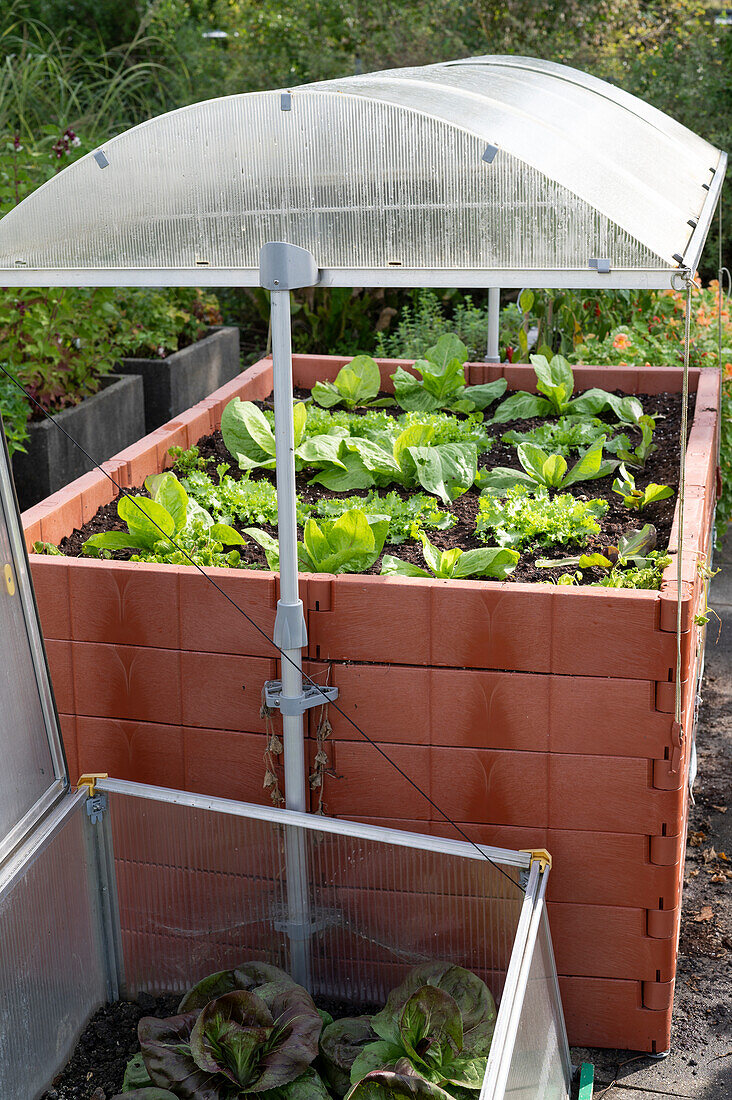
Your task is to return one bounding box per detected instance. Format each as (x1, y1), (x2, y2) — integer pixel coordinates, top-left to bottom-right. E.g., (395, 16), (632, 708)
(0, 427), (67, 868)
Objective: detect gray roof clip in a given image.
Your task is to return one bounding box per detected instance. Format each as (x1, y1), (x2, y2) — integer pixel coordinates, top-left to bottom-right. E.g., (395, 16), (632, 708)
(281, 92), (292, 112)
(589, 257), (611, 274)
(672, 253), (685, 265)
(482, 144), (499, 164)
(93, 150), (109, 169)
(687, 218), (698, 229)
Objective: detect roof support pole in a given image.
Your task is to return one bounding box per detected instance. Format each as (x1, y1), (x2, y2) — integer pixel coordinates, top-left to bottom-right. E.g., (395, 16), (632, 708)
(260, 243), (323, 988)
(485, 287), (501, 363)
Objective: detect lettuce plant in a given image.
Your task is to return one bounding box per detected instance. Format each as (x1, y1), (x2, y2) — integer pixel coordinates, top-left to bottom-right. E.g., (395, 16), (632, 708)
(346, 1066), (457, 1100)
(490, 353), (646, 424)
(391, 334), (507, 413)
(476, 486), (607, 550)
(535, 523), (658, 572)
(349, 963), (496, 1094)
(246, 509), (389, 574)
(136, 984), (325, 1100)
(382, 532), (518, 581)
(311, 422), (477, 505)
(221, 398), (349, 474)
(501, 416), (629, 457)
(320, 1017), (377, 1097)
(82, 472), (244, 558)
(612, 464), (673, 511)
(312, 356), (394, 409)
(182, 467), (280, 527)
(616, 415), (658, 467)
(303, 491), (454, 544)
(477, 438), (617, 495)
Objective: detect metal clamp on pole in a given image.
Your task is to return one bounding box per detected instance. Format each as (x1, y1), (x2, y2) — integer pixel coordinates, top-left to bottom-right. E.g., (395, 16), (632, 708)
(264, 679), (339, 715)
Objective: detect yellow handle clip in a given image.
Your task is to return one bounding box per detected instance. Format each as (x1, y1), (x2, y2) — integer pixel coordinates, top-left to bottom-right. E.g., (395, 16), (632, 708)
(520, 848), (552, 873)
(77, 773), (108, 797)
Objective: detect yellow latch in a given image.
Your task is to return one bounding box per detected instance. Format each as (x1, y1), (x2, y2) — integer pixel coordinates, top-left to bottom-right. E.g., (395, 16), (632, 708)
(4, 563), (15, 596)
(77, 773), (108, 797)
(520, 848), (552, 873)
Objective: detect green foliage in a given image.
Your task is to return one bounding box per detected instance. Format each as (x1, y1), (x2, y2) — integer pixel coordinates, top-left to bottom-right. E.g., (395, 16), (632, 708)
(312, 356), (394, 410)
(375, 289), (497, 362)
(305, 490), (454, 545)
(138, 984), (323, 1099)
(476, 486), (607, 551)
(536, 524), (662, 587)
(391, 335), (507, 414)
(477, 438), (617, 494)
(350, 962), (495, 1092)
(501, 416), (629, 457)
(615, 416), (658, 468)
(183, 467), (280, 527)
(612, 464), (673, 512)
(0, 286), (119, 415)
(0, 372), (31, 455)
(247, 509), (389, 574)
(111, 288), (222, 358)
(309, 420), (477, 506)
(381, 532), (518, 581)
(82, 472), (245, 561)
(222, 398), (315, 472)
(168, 444), (206, 476)
(320, 1017), (376, 1098)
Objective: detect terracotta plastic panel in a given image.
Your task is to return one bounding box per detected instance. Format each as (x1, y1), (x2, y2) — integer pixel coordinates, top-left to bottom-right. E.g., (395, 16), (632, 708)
(306, 577), (678, 678)
(306, 661), (672, 757)
(558, 976), (673, 1052)
(547, 902), (679, 982)
(345, 817), (685, 912)
(317, 742), (686, 834)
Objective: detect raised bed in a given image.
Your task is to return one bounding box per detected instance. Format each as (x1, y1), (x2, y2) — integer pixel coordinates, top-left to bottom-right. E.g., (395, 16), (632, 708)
(11, 373), (144, 511)
(21, 354), (721, 1053)
(115, 324), (241, 433)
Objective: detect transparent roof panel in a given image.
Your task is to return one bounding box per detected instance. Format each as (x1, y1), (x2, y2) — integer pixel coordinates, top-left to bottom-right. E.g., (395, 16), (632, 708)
(0, 56), (723, 285)
(0, 441), (66, 865)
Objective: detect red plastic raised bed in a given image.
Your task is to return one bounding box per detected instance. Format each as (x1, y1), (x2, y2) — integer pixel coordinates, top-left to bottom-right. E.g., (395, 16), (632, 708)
(22, 355), (721, 1053)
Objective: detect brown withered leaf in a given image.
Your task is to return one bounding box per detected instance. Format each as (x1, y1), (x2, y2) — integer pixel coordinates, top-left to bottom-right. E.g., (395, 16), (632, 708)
(711, 874), (727, 883)
(692, 905), (714, 923)
(689, 868), (700, 878)
(703, 846), (718, 864)
(690, 831), (706, 847)
(712, 805), (728, 813)
(720, 852), (729, 862)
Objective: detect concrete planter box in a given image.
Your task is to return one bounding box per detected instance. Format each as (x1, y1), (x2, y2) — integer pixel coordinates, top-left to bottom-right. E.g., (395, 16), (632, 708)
(21, 355), (721, 1054)
(11, 373), (144, 512)
(116, 325), (240, 433)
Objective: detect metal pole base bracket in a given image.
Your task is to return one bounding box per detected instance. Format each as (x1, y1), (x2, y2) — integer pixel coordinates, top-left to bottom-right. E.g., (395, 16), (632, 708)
(264, 679), (338, 716)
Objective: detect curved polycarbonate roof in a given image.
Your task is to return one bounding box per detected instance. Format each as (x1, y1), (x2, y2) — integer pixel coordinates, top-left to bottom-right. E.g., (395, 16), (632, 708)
(0, 55), (724, 288)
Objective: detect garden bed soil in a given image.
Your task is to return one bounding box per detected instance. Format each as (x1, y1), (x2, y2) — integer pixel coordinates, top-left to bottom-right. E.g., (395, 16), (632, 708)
(42, 993), (381, 1100)
(54, 389), (693, 586)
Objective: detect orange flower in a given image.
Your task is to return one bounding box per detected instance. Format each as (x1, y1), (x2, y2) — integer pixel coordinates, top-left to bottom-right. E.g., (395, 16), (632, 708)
(613, 332), (631, 350)
(725, 363), (732, 378)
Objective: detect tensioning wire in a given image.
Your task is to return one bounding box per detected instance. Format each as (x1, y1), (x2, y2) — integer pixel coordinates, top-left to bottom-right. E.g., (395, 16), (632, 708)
(0, 361), (522, 890)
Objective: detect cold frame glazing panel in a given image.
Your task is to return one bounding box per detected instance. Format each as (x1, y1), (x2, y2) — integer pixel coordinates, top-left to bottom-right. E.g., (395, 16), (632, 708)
(0, 456), (64, 862)
(106, 790), (525, 1006)
(500, 909), (569, 1100)
(0, 797), (108, 1100)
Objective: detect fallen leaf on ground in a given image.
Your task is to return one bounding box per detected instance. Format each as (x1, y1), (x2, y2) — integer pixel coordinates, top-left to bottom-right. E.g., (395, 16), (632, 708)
(703, 846), (718, 863)
(712, 805), (727, 813)
(711, 874), (727, 883)
(720, 851), (729, 861)
(689, 868), (700, 877)
(692, 905), (714, 922)
(690, 831), (706, 847)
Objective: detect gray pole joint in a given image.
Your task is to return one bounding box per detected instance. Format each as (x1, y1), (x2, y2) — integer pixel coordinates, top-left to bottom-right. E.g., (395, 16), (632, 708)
(260, 242), (320, 290)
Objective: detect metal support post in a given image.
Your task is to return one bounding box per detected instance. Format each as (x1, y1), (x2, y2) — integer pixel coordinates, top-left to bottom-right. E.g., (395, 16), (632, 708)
(260, 242), (337, 987)
(485, 286), (501, 363)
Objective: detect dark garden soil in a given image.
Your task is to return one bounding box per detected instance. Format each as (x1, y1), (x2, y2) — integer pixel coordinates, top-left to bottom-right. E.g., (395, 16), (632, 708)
(57, 388), (695, 585)
(42, 992), (382, 1100)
